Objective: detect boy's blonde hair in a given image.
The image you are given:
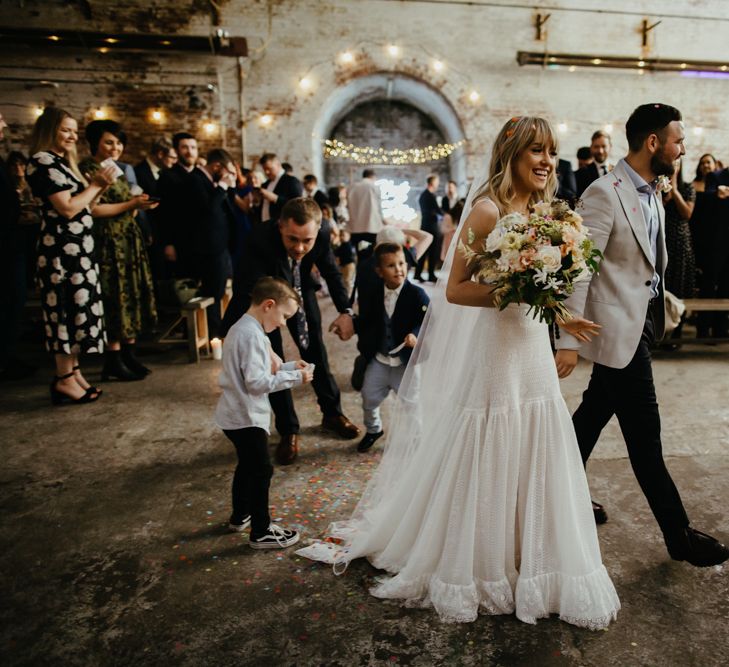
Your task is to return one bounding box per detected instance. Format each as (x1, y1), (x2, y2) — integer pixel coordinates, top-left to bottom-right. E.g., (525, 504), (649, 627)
(474, 116), (558, 214)
(250, 276), (301, 307)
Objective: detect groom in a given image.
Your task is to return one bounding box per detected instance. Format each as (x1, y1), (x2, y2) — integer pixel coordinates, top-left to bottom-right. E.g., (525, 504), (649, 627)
(556, 103), (729, 567)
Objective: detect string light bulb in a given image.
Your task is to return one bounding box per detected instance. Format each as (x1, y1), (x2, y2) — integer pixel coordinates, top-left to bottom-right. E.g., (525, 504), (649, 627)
(693, 126), (704, 136)
(340, 51), (354, 64)
(259, 114), (273, 127)
(322, 138), (465, 166)
(604, 123), (613, 133)
(151, 109), (164, 122)
(93, 107), (106, 119)
(433, 60), (444, 72)
(468, 90), (480, 102)
(299, 77), (312, 90)
(387, 44), (400, 57)
(203, 121), (218, 135)
(34, 106), (44, 117)
(558, 123), (568, 133)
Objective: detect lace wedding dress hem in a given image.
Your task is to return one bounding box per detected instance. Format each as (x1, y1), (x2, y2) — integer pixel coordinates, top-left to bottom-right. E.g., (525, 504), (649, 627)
(368, 564), (619, 629)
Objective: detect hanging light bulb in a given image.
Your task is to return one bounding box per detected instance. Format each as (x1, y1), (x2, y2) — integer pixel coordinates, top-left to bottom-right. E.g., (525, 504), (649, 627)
(151, 109), (164, 122)
(433, 60), (444, 72)
(93, 107), (106, 120)
(340, 51), (354, 64)
(468, 90), (480, 102)
(387, 44), (400, 57)
(259, 114), (273, 127)
(34, 106), (44, 117)
(558, 122), (568, 133)
(299, 77), (312, 90)
(604, 123), (613, 133)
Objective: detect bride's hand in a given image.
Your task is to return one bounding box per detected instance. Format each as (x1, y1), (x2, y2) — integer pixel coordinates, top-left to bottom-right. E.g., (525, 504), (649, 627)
(558, 316), (601, 342)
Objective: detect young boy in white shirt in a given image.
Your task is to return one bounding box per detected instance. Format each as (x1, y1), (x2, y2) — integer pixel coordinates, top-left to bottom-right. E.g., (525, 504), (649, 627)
(214, 277), (314, 549)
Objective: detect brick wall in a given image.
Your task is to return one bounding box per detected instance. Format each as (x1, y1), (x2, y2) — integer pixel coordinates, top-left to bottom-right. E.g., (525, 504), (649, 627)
(1, 0), (729, 188)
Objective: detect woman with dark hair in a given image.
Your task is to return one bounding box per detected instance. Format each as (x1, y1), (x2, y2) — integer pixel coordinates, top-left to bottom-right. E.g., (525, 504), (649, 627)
(663, 158), (696, 297)
(25, 107), (116, 404)
(80, 119), (158, 380)
(690, 153), (724, 337)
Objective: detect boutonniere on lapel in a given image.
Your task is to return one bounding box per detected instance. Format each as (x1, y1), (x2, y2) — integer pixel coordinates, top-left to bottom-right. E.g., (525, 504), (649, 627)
(656, 175), (672, 194)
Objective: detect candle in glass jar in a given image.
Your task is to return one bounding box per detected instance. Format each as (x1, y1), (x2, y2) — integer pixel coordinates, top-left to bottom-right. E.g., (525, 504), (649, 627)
(211, 337), (223, 360)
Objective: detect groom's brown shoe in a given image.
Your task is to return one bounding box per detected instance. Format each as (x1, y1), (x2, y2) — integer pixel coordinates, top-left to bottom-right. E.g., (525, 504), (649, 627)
(275, 434), (299, 466)
(592, 501), (608, 525)
(666, 527), (729, 567)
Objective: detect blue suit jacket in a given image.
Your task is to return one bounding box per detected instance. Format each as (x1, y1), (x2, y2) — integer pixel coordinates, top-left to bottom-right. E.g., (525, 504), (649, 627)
(355, 278), (430, 364)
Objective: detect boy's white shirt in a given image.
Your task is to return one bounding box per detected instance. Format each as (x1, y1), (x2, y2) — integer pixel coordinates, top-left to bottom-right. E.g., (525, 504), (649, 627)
(214, 313), (302, 432)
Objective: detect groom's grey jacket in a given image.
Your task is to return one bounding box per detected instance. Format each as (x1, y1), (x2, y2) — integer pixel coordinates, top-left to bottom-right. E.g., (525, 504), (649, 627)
(556, 159), (667, 369)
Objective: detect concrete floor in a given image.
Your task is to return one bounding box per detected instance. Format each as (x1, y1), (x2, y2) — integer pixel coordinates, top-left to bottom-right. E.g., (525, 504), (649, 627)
(1, 294), (728, 666)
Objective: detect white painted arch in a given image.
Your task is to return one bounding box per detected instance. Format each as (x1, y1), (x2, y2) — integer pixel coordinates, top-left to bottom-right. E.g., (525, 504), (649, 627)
(311, 72), (467, 188)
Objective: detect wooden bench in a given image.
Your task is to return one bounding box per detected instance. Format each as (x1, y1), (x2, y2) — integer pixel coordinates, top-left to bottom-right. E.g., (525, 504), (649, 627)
(158, 296), (215, 363)
(668, 298), (729, 346)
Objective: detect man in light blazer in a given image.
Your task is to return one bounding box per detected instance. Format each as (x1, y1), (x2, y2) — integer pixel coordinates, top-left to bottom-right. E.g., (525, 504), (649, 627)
(556, 103), (728, 568)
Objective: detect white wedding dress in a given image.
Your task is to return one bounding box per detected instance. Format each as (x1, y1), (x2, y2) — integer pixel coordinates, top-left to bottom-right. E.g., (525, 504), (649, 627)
(297, 189), (620, 629)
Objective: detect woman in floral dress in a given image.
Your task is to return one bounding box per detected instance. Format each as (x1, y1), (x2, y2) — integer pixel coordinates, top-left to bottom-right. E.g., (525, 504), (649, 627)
(26, 107), (116, 404)
(80, 120), (158, 381)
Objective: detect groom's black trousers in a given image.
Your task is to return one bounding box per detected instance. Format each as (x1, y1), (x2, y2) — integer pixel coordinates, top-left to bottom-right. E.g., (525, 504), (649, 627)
(572, 303), (690, 539)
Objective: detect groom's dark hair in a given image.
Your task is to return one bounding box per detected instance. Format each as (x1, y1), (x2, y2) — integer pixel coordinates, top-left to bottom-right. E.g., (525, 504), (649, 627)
(626, 103), (682, 152)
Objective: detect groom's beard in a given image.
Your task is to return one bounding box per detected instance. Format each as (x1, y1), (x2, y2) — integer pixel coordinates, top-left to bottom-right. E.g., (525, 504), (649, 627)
(650, 148), (675, 177)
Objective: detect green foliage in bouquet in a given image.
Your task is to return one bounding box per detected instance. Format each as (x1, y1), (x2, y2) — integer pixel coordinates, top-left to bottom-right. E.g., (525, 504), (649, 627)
(460, 199), (603, 325)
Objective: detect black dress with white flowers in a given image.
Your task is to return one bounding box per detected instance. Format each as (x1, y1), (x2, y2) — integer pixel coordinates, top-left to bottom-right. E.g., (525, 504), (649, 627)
(26, 151), (106, 355)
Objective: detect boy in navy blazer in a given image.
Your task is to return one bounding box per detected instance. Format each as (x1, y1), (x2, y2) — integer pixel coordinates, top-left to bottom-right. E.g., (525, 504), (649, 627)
(355, 243), (430, 452)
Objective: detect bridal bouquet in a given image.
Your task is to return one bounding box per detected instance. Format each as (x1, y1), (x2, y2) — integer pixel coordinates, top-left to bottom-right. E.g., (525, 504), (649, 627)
(460, 199), (602, 324)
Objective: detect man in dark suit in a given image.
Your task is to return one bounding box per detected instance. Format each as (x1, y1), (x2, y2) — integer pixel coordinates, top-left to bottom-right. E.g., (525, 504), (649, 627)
(303, 173), (329, 209)
(157, 132), (199, 278)
(354, 242), (430, 452)
(180, 148), (237, 338)
(258, 153), (303, 223)
(135, 137), (176, 281)
(556, 158), (577, 204)
(0, 110), (33, 381)
(575, 130), (614, 198)
(415, 174), (443, 282)
(221, 197), (360, 465)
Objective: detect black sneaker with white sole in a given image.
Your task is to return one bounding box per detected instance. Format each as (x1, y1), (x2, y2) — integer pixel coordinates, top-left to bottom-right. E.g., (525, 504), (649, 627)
(228, 515), (251, 532)
(249, 524), (300, 549)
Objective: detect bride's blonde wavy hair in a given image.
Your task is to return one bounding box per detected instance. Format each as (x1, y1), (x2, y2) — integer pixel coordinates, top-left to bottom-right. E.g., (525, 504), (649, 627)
(474, 116), (558, 214)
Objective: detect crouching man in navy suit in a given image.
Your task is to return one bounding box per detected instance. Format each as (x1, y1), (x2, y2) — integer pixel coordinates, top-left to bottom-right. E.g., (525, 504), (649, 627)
(355, 242), (430, 452)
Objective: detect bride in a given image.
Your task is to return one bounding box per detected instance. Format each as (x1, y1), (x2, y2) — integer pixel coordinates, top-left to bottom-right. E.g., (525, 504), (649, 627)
(298, 116), (620, 629)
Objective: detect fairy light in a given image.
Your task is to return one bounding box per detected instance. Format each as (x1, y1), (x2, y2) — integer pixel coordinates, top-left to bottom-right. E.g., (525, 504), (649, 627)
(568, 65), (576, 72)
(340, 51), (354, 64)
(638, 60), (646, 67)
(468, 90), (480, 102)
(98, 47), (109, 54)
(299, 77), (312, 90)
(203, 121), (218, 135)
(433, 60), (444, 72)
(48, 35), (60, 41)
(151, 109), (164, 122)
(592, 58), (602, 65)
(387, 44), (400, 57)
(259, 114), (273, 127)
(322, 138), (466, 166)
(93, 107), (106, 119)
(105, 38), (119, 44)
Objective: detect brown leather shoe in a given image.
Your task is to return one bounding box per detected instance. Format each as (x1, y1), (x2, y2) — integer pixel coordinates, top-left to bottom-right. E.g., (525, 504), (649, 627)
(275, 434), (299, 465)
(322, 414), (361, 439)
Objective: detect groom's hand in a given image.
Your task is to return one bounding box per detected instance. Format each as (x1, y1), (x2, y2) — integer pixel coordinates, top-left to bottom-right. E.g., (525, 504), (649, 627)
(555, 350), (578, 378)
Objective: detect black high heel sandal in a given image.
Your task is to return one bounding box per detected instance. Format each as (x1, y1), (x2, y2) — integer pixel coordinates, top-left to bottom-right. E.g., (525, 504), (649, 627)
(50, 371), (101, 405)
(73, 365), (103, 398)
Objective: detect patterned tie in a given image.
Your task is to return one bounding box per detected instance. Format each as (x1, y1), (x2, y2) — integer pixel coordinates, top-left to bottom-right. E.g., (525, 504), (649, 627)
(291, 260), (310, 350)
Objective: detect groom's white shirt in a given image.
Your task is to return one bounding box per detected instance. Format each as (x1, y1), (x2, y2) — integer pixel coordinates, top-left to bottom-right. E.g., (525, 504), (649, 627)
(556, 158), (667, 369)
